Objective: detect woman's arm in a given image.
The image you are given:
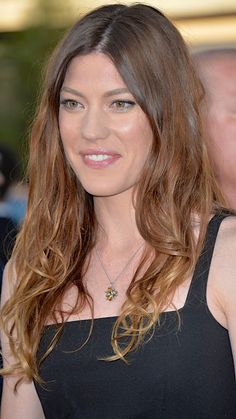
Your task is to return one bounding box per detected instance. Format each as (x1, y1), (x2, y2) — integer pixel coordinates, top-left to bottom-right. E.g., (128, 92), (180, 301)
(0, 263), (45, 419)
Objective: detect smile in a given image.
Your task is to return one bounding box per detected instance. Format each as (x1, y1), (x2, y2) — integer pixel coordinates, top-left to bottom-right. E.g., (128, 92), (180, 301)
(85, 154), (111, 161)
(80, 151), (121, 168)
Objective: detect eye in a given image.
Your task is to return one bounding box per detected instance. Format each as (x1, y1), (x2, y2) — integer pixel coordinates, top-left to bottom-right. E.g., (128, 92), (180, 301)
(111, 100), (136, 112)
(60, 99), (83, 110)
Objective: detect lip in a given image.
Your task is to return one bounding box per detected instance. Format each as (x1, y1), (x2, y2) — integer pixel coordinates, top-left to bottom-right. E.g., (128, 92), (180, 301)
(79, 148), (121, 169)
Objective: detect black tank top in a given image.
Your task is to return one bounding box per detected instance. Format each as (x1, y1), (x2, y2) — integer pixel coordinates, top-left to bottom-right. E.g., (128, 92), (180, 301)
(35, 214), (236, 418)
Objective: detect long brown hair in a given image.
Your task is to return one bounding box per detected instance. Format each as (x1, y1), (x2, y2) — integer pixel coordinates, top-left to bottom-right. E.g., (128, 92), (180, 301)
(1, 3), (224, 382)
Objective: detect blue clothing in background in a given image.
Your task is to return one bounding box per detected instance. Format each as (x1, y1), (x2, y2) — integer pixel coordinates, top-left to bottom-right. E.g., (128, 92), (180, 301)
(0, 197), (27, 226)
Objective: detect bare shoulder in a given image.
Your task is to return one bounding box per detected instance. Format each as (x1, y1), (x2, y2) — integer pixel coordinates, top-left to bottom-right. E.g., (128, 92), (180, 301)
(217, 214), (236, 238)
(212, 215), (236, 272)
(207, 215), (236, 372)
(209, 215), (236, 324)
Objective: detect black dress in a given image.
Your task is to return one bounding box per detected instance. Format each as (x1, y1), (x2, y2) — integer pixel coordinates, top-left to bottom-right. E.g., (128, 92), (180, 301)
(34, 214), (236, 419)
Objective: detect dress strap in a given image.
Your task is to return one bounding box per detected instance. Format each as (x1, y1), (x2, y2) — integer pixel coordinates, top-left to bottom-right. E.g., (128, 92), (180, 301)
(185, 212), (230, 307)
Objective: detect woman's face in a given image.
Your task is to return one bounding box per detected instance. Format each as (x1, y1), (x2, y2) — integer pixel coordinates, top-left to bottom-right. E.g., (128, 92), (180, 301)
(59, 52), (153, 198)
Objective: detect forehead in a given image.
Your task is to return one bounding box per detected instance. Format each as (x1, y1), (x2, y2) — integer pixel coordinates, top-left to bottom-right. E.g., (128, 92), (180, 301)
(63, 52), (127, 89)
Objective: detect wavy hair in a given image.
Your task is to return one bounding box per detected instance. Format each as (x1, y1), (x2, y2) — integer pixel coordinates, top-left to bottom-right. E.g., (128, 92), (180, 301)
(1, 3), (225, 383)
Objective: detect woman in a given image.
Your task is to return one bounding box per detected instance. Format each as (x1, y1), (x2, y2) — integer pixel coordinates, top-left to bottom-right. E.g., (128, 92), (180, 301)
(1, 4), (236, 418)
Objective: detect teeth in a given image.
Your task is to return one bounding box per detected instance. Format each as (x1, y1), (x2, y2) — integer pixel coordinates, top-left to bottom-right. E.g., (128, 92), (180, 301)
(86, 154), (110, 161)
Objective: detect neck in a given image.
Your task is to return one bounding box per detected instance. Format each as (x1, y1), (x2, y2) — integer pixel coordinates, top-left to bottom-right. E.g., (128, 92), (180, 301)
(224, 188), (236, 211)
(94, 189), (142, 251)
(217, 175), (236, 210)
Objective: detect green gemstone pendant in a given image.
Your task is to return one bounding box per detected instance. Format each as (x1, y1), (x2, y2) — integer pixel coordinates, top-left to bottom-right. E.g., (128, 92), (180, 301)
(105, 286), (118, 301)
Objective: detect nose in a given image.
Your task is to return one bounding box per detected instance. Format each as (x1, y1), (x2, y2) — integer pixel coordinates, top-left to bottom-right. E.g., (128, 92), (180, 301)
(80, 107), (109, 141)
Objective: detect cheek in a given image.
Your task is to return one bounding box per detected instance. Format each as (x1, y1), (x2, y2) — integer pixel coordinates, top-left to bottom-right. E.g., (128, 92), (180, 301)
(129, 113), (153, 148)
(126, 127), (153, 170)
(113, 116), (140, 137)
(59, 117), (77, 149)
(137, 120), (153, 157)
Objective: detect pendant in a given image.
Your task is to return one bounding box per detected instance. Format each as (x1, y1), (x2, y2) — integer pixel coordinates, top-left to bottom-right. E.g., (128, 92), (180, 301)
(105, 286), (118, 301)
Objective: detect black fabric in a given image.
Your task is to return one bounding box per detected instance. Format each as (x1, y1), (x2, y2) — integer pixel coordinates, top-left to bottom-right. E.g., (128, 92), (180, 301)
(35, 214), (236, 419)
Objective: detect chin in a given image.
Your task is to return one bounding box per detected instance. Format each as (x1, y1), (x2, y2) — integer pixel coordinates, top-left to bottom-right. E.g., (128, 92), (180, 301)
(81, 181), (130, 198)
(81, 182), (113, 196)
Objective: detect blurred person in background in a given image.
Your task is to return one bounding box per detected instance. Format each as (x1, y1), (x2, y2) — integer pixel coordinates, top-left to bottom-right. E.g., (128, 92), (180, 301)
(0, 145), (27, 227)
(193, 49), (236, 209)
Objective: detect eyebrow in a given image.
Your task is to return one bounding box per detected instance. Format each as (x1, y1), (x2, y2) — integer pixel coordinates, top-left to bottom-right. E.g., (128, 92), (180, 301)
(60, 86), (130, 98)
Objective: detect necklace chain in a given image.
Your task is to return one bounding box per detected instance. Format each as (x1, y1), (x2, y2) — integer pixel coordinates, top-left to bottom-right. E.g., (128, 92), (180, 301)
(95, 242), (145, 301)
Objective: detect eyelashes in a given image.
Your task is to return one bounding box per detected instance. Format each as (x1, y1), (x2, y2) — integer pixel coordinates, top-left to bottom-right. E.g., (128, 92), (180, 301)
(110, 100), (136, 111)
(59, 98), (136, 112)
(60, 99), (83, 110)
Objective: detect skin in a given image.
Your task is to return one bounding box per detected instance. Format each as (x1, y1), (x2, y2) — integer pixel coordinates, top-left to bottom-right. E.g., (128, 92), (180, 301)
(195, 53), (236, 209)
(1, 52), (236, 419)
(59, 52), (153, 199)
(59, 52), (154, 318)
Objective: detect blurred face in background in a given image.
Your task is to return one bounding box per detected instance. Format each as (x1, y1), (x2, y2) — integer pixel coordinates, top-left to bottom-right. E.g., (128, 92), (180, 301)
(196, 53), (236, 208)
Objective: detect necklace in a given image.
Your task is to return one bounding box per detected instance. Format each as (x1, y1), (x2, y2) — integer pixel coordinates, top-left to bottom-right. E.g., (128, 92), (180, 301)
(95, 242), (145, 301)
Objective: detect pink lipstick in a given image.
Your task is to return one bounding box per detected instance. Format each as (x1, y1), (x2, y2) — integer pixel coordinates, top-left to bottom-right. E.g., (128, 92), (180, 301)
(80, 149), (121, 169)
